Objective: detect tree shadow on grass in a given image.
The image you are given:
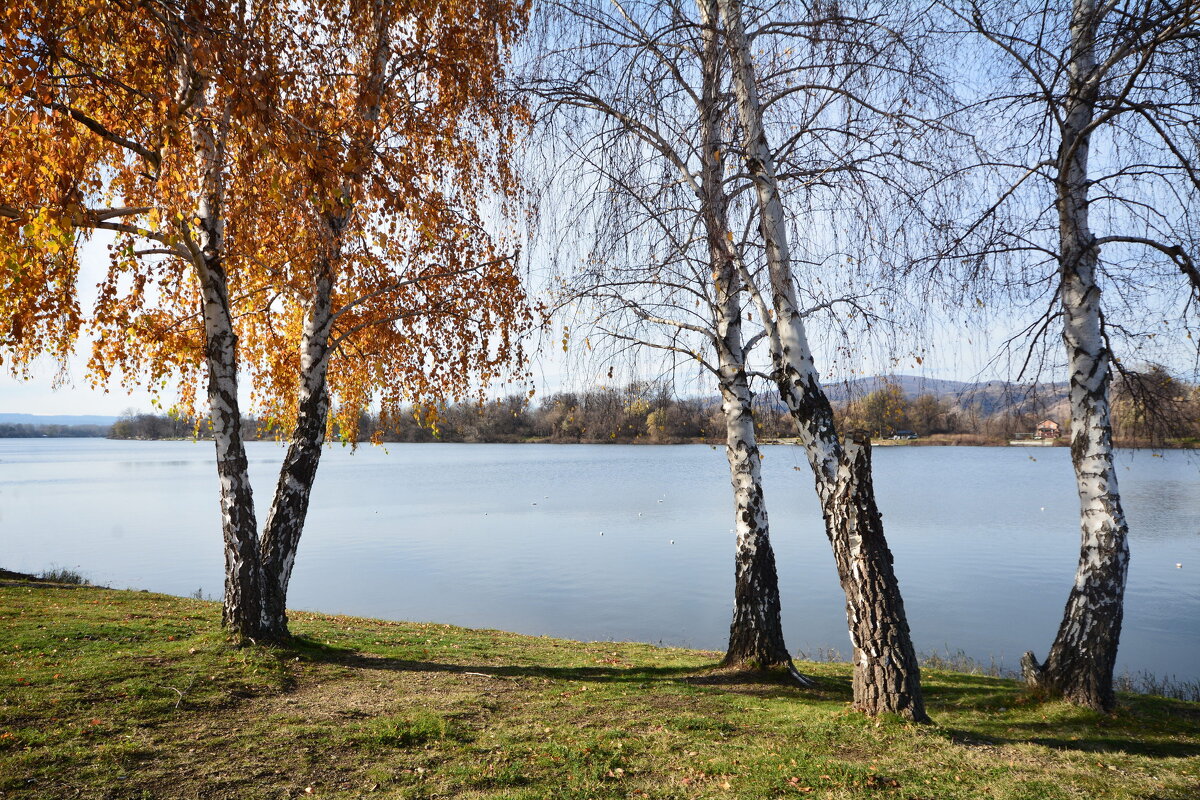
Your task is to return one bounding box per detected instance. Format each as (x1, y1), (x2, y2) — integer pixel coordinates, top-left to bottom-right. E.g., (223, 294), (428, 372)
(936, 722), (1200, 759)
(279, 637), (1199, 759)
(920, 676), (1200, 758)
(282, 635), (817, 697)
(304, 647), (713, 684)
(684, 666), (843, 699)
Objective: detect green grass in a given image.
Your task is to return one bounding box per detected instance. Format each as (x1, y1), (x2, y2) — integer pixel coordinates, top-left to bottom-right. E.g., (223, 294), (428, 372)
(1, 582), (1197, 799)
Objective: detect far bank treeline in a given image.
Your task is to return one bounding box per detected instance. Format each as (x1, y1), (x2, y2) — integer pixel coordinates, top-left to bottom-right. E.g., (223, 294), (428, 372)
(98, 369), (1200, 446)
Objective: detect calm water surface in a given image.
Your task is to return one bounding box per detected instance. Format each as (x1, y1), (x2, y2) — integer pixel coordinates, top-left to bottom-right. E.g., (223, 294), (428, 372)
(2, 439), (1197, 680)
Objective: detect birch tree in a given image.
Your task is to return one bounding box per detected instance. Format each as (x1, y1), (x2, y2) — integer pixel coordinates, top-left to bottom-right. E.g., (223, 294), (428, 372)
(528, 0), (803, 674)
(1, 0), (532, 641)
(940, 0), (1200, 712)
(714, 0), (936, 721)
(242, 0), (531, 639)
(2, 0), (276, 637)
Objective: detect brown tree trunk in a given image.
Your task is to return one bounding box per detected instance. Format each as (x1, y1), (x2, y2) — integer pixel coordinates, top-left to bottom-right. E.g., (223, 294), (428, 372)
(827, 436), (926, 719)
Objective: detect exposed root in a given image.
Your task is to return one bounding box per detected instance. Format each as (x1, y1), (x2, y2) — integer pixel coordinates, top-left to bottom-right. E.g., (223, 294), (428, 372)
(786, 662), (817, 688)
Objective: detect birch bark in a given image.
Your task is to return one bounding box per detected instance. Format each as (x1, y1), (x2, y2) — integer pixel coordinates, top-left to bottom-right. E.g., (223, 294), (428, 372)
(1020, 0), (1130, 713)
(713, 0), (927, 720)
(179, 45), (264, 641)
(697, 1), (793, 670)
(716, 352), (793, 670)
(255, 8), (390, 640)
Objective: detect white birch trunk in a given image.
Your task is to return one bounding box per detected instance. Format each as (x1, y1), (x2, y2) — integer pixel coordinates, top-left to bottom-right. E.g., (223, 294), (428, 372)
(714, 0), (927, 720)
(1021, 0), (1130, 713)
(254, 6), (391, 640)
(716, 355), (795, 669)
(258, 266), (335, 638)
(709, 0), (839, 495)
(180, 47), (264, 641)
(695, 0), (796, 672)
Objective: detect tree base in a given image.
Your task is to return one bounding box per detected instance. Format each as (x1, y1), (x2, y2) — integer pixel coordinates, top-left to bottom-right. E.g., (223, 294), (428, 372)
(1020, 650), (1116, 713)
(722, 629), (798, 678)
(222, 598), (291, 647)
(719, 648), (787, 670)
(829, 437), (932, 724)
(716, 655), (818, 688)
(852, 665), (932, 723)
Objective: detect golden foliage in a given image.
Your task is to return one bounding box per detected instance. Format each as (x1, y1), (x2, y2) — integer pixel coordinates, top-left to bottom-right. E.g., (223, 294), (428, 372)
(1, 0), (533, 433)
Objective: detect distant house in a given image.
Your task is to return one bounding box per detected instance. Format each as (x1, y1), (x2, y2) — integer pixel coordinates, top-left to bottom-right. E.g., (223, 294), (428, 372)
(1035, 419), (1061, 439)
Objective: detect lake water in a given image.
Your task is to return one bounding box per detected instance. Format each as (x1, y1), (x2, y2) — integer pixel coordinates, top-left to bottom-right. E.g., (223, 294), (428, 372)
(2, 439), (1197, 681)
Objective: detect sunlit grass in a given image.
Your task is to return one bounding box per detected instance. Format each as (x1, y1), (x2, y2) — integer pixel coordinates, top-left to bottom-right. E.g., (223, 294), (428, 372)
(1, 582), (1197, 799)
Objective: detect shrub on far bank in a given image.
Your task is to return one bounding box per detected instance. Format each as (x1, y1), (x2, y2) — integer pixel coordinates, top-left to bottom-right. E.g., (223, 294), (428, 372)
(37, 567), (89, 585)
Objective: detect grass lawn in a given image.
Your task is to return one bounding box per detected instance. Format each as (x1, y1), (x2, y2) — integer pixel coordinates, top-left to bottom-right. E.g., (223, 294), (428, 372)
(1, 579), (1197, 799)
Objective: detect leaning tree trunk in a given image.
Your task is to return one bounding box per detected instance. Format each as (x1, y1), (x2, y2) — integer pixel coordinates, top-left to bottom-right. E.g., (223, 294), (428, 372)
(259, 267), (336, 640)
(184, 56), (264, 642)
(1021, 0), (1129, 713)
(828, 436), (926, 718)
(770, 358), (927, 719)
(257, 3), (388, 639)
(695, 0), (795, 673)
(197, 246), (264, 641)
(714, 0), (928, 720)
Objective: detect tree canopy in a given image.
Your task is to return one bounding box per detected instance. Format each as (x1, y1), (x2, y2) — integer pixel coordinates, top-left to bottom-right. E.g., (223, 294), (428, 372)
(1, 0), (533, 436)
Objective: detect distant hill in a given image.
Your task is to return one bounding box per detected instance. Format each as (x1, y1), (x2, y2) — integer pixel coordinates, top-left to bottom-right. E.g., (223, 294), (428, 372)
(823, 375), (1070, 418)
(0, 413), (118, 426)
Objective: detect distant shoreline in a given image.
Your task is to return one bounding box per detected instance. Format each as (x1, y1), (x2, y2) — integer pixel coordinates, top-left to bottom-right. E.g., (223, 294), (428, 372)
(2, 434), (1196, 449)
